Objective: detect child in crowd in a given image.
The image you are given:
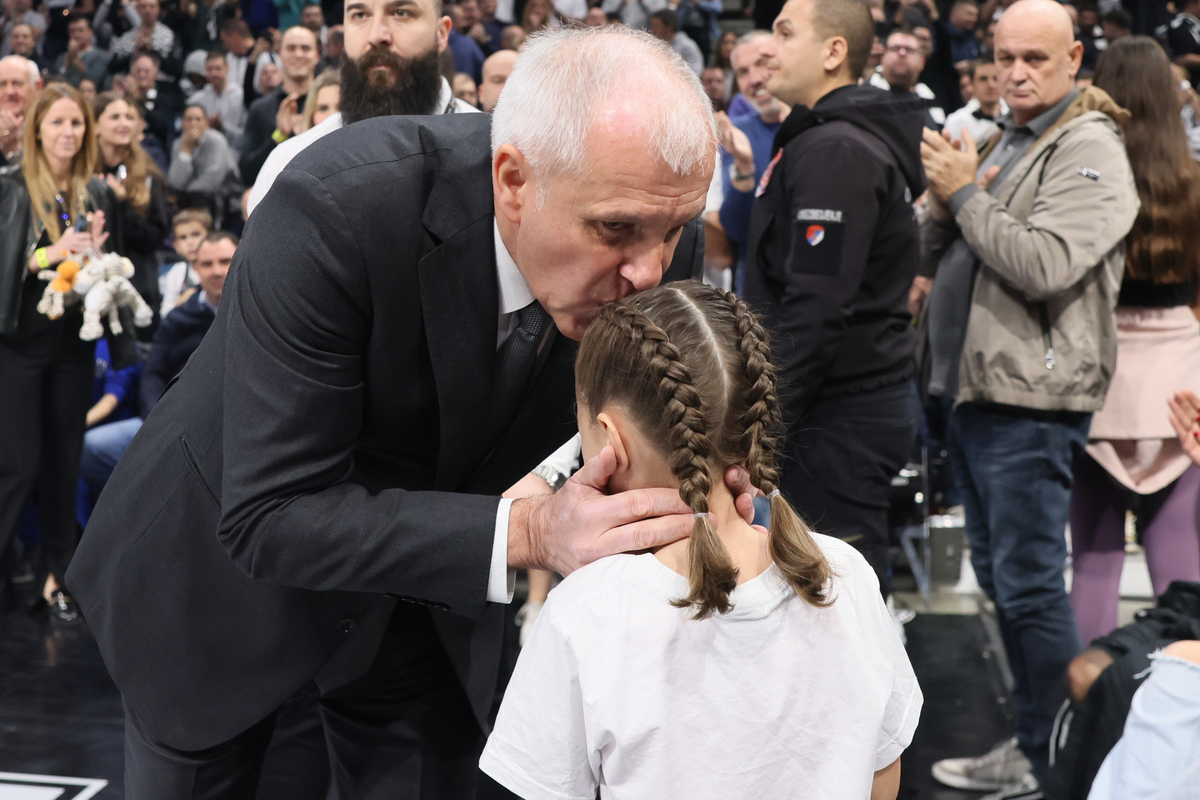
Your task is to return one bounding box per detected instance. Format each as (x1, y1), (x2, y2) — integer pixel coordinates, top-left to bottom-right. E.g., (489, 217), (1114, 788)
(480, 281), (922, 800)
(157, 208), (211, 318)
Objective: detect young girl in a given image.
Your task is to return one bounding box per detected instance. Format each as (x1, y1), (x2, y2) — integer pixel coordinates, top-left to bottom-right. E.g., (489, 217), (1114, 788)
(480, 281), (922, 799)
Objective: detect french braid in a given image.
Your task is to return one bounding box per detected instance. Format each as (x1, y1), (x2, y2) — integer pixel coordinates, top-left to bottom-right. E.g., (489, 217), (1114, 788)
(575, 281), (833, 617)
(596, 303), (739, 618)
(728, 294), (832, 606)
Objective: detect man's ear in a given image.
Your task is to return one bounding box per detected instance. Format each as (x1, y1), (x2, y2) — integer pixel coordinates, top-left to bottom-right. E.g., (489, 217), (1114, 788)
(823, 36), (849, 76)
(435, 15), (452, 53)
(493, 143), (531, 226)
(1066, 40), (1084, 78)
(596, 411), (632, 476)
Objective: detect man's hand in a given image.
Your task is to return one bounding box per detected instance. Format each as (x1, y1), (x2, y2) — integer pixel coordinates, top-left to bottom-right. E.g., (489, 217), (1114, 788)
(275, 93), (300, 137)
(908, 275), (932, 317)
(921, 127), (1001, 207)
(724, 465), (765, 531)
(0, 109), (22, 154)
(508, 445), (695, 575)
(1169, 390), (1200, 467)
(716, 111), (755, 186)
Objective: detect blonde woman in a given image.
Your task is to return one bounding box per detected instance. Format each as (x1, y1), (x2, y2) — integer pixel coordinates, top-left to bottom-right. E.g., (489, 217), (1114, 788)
(0, 83), (119, 624)
(299, 69), (341, 134)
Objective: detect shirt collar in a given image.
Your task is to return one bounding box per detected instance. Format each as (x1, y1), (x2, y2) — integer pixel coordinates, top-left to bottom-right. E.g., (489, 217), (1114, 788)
(434, 76), (458, 114)
(997, 88), (1079, 137)
(494, 219), (533, 315)
(198, 290), (218, 312)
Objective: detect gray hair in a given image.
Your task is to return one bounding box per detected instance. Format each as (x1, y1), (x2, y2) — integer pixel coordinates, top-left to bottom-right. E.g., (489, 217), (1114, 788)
(491, 26), (717, 189)
(0, 55), (40, 86)
(735, 30), (772, 49)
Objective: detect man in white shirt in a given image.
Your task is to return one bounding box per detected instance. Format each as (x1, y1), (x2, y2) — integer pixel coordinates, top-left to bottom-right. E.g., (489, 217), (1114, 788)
(648, 8), (703, 74)
(942, 58), (1007, 143)
(249, 0), (479, 214)
(188, 51), (247, 147)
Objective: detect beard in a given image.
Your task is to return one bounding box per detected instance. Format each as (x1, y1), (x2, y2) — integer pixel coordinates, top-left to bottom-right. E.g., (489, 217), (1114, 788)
(339, 44), (444, 125)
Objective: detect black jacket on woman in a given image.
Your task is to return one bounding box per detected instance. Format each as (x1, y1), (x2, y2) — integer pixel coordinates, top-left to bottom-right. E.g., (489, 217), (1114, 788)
(104, 168), (172, 320)
(0, 165), (133, 361)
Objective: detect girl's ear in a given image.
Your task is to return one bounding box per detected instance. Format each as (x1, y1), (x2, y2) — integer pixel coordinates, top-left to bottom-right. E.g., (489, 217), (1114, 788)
(596, 411), (631, 476)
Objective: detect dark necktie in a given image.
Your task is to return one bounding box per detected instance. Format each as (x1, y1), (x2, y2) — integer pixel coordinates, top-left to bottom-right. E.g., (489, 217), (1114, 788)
(488, 300), (552, 436)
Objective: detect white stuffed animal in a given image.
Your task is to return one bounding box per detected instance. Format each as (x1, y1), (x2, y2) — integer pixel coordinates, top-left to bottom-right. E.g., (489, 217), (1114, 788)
(76, 253), (154, 341)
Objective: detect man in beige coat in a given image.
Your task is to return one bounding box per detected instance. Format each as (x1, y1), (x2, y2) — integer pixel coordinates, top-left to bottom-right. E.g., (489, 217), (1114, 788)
(918, 2), (1139, 798)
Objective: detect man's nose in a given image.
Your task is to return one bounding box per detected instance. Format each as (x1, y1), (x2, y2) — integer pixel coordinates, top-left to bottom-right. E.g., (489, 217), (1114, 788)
(621, 247), (667, 293)
(368, 14), (393, 46)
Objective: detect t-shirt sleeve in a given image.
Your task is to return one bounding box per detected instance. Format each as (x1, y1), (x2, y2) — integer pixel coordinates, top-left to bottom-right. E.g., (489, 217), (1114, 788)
(479, 601), (597, 800)
(868, 570), (924, 771)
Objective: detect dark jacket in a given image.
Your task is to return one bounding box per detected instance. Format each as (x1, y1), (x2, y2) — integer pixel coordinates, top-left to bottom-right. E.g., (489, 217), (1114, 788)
(0, 167), (122, 338)
(139, 291), (216, 416)
(239, 87), (286, 185)
(743, 84), (926, 420)
(104, 169), (172, 323)
(67, 113), (703, 751)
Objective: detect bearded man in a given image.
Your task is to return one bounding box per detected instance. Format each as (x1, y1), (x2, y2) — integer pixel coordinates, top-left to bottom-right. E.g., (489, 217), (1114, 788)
(248, 0), (478, 213)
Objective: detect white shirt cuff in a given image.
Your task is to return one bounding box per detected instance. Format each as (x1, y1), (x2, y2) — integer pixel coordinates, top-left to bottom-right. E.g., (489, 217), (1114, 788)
(488, 498), (517, 604)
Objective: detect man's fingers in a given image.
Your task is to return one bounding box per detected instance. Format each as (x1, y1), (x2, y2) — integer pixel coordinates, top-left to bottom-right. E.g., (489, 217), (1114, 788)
(978, 164), (1001, 190)
(960, 126), (980, 158)
(570, 444), (617, 492)
(922, 127), (949, 149)
(600, 512), (693, 556)
(600, 486), (692, 529)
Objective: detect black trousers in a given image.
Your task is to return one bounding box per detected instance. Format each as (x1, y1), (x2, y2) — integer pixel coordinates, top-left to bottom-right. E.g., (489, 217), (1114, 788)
(0, 280), (95, 590)
(124, 603), (485, 800)
(780, 381), (919, 598)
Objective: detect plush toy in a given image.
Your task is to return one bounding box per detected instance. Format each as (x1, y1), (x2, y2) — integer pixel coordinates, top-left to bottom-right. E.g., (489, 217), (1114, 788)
(35, 259), (83, 320)
(75, 253), (154, 341)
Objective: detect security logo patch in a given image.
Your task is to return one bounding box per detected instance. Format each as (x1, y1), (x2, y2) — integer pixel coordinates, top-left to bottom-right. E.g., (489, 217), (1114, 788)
(806, 225), (826, 246)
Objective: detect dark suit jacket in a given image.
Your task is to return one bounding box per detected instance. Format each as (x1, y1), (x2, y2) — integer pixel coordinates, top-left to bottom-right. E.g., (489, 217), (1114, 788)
(238, 87), (286, 186)
(67, 112), (703, 751)
(139, 292), (216, 416)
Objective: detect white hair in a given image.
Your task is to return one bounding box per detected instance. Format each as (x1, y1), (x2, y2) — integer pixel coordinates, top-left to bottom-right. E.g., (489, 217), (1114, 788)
(491, 26), (717, 187)
(0, 55), (41, 87)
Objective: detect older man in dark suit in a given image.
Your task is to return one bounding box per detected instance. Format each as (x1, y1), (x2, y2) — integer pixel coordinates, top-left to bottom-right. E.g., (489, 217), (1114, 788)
(69, 25), (719, 800)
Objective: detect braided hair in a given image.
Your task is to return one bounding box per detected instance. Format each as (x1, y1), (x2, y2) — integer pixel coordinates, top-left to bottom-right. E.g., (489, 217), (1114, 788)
(575, 281), (832, 618)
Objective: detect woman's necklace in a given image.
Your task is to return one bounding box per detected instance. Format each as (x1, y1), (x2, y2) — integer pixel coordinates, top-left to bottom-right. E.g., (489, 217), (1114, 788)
(53, 192), (72, 229)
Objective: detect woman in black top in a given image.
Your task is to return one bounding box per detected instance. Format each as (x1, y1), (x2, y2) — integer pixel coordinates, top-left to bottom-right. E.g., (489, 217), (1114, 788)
(94, 92), (172, 329)
(0, 83), (121, 624)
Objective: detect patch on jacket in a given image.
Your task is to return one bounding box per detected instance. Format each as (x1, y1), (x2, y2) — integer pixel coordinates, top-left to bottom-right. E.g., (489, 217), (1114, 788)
(796, 208), (844, 223)
(787, 219), (844, 276)
(1078, 167), (1100, 181)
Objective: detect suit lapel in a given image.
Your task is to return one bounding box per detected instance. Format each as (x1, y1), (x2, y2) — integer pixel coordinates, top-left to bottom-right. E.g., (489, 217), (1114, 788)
(419, 213), (499, 491)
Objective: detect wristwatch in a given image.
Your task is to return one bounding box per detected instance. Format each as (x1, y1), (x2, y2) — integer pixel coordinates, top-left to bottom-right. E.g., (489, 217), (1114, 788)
(532, 464), (567, 492)
(729, 163), (755, 183)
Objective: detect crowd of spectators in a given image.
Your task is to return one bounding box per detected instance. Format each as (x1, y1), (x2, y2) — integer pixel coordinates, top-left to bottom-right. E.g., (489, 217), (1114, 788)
(4, 0), (1200, 798)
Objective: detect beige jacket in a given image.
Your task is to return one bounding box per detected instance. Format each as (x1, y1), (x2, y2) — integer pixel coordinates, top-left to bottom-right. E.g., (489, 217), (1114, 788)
(924, 87), (1140, 412)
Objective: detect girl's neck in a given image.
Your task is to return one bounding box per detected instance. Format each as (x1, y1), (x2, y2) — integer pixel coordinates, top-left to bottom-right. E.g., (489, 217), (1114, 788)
(100, 140), (128, 169)
(653, 484), (773, 586)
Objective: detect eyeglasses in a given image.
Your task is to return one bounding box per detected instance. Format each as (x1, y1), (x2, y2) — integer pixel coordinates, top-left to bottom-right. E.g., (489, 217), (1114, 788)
(886, 44), (920, 55)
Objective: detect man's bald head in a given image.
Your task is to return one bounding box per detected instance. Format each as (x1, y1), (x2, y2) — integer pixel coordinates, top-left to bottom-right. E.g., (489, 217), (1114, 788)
(479, 49), (518, 111)
(994, 0), (1083, 125)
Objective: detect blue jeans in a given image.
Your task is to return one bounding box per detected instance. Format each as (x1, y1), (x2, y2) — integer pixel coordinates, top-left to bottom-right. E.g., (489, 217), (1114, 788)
(947, 402), (1090, 779)
(78, 417), (142, 526)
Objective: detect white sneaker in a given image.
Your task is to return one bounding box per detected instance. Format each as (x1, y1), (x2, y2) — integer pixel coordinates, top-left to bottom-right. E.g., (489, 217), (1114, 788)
(931, 738), (1032, 791)
(981, 772), (1041, 800)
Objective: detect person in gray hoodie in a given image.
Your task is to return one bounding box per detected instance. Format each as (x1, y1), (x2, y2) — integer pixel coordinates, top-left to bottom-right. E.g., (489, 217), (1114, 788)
(919, 1), (1140, 797)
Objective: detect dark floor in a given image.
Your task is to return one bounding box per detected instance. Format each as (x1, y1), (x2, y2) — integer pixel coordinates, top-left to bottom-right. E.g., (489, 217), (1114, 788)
(0, 604), (1011, 800)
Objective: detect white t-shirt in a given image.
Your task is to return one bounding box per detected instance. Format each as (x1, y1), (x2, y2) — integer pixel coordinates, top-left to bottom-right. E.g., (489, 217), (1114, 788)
(480, 535), (923, 800)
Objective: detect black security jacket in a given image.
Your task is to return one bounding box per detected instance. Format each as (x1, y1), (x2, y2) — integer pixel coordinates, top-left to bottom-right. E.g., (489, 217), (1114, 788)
(67, 112), (703, 751)
(743, 84), (926, 419)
